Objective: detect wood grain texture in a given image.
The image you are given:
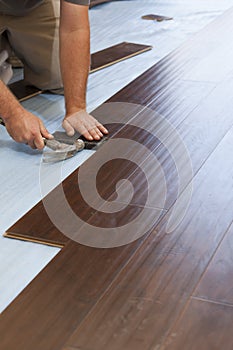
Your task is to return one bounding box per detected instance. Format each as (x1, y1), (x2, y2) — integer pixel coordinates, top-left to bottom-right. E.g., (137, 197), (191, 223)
(0, 231), (163, 350)
(4, 121), (167, 246)
(90, 42), (152, 73)
(5, 74), (221, 245)
(63, 126), (233, 350)
(193, 222), (233, 305)
(1, 6), (233, 350)
(161, 299), (233, 350)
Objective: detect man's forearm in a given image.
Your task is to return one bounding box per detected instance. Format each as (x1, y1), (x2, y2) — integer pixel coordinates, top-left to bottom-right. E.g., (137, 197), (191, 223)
(60, 28), (90, 114)
(0, 80), (24, 122)
(59, 2), (108, 141)
(59, 3), (90, 116)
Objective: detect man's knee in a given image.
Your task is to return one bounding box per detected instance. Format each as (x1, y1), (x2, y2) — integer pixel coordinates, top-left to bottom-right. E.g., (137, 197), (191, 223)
(0, 50), (13, 84)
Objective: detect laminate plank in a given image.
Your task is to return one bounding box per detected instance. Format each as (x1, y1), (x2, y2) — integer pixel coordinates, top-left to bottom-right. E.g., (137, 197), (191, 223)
(4, 201), (68, 248)
(4, 121), (165, 244)
(106, 77), (233, 211)
(193, 222), (233, 305)
(8, 80), (42, 102)
(161, 299), (233, 350)
(0, 206), (164, 350)
(64, 127), (233, 350)
(90, 42), (152, 73)
(141, 14), (173, 22)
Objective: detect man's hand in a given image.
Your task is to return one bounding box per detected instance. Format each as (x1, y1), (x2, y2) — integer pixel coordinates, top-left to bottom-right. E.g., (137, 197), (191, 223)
(60, 4), (107, 141)
(4, 110), (53, 149)
(0, 80), (52, 149)
(62, 110), (108, 140)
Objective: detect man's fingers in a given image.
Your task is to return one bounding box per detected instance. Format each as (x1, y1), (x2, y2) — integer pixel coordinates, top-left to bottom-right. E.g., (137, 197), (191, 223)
(40, 122), (53, 140)
(62, 119), (75, 136)
(97, 123), (108, 134)
(89, 127), (102, 140)
(95, 127), (103, 138)
(82, 130), (94, 141)
(28, 122), (50, 150)
(27, 140), (37, 149)
(26, 135), (44, 150)
(63, 112), (109, 141)
(33, 135), (45, 150)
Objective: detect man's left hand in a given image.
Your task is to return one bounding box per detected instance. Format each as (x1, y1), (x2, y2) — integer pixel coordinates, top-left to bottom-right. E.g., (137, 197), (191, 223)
(62, 110), (108, 140)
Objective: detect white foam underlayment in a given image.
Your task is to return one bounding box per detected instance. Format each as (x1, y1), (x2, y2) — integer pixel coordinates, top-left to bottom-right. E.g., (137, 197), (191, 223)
(1, 0), (233, 313)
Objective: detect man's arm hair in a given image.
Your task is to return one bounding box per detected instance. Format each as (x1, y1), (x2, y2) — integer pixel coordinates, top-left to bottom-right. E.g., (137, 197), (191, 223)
(0, 80), (24, 122)
(59, 1), (90, 115)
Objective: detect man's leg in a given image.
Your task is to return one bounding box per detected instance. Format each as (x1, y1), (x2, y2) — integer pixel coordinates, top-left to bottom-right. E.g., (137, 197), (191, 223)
(0, 24), (13, 84)
(6, 0), (63, 91)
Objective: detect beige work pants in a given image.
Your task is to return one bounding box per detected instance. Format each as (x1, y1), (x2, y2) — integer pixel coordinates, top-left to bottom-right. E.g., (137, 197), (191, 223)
(0, 0), (63, 90)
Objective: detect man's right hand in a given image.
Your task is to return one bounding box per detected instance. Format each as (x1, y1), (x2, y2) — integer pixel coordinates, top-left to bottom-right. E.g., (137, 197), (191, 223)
(4, 109), (53, 149)
(0, 79), (53, 149)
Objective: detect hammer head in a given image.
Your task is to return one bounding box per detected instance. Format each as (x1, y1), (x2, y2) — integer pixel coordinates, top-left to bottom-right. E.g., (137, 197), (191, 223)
(43, 132), (109, 163)
(52, 131), (109, 150)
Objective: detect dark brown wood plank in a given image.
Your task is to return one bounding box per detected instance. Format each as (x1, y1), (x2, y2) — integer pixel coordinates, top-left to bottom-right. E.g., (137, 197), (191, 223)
(193, 222), (233, 305)
(4, 200), (68, 247)
(103, 77), (233, 211)
(4, 121), (167, 246)
(8, 80), (42, 102)
(62, 126), (233, 350)
(141, 14), (173, 21)
(90, 42), (152, 73)
(161, 299), (233, 350)
(0, 207), (164, 350)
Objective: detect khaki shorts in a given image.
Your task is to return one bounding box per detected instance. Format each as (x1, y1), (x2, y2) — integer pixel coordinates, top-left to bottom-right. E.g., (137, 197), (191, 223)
(0, 49), (13, 84)
(0, 0), (63, 90)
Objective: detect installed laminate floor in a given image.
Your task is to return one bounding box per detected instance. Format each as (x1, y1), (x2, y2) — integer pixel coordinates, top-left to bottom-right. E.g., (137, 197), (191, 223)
(1, 3), (233, 350)
(2, 0), (231, 314)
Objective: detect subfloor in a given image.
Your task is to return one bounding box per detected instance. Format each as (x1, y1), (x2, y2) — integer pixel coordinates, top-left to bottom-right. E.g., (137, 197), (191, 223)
(0, 0), (233, 332)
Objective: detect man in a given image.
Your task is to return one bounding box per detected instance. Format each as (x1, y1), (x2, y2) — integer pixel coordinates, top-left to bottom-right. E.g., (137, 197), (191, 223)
(0, 0), (108, 149)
